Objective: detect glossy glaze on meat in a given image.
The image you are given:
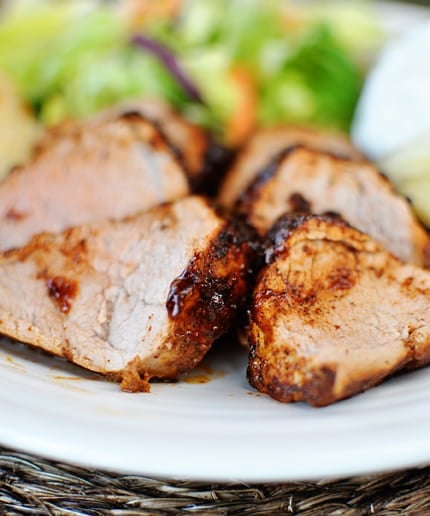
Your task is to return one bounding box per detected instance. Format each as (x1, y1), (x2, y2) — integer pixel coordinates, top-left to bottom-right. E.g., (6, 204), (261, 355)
(0, 196), (254, 391)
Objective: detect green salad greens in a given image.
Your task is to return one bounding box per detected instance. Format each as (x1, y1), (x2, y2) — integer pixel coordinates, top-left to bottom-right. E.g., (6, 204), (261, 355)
(0, 0), (383, 143)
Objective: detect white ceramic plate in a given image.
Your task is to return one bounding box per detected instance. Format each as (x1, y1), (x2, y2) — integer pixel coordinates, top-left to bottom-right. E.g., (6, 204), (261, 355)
(0, 334), (430, 481)
(2, 336), (430, 482)
(1, 2), (430, 482)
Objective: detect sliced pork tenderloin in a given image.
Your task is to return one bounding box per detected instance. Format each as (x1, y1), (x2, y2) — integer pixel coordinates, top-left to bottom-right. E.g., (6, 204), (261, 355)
(248, 214), (430, 407)
(93, 98), (235, 194)
(0, 196), (253, 391)
(0, 112), (189, 252)
(236, 146), (430, 267)
(96, 98), (211, 187)
(218, 126), (363, 208)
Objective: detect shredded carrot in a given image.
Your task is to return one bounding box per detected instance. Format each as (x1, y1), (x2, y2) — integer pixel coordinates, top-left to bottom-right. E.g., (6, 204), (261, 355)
(225, 67), (258, 147)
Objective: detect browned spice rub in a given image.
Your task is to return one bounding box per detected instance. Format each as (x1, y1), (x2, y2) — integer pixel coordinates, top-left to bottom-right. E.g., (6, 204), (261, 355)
(0, 196), (254, 391)
(218, 125), (363, 208)
(248, 214), (430, 407)
(236, 146), (430, 268)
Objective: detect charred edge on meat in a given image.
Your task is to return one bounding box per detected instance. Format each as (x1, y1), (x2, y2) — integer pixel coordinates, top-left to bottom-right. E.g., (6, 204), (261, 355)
(263, 212), (352, 265)
(235, 145), (302, 216)
(200, 196), (263, 263)
(247, 346), (340, 407)
(166, 219), (255, 359)
(235, 144), (359, 219)
(248, 339), (414, 407)
(209, 206), (269, 346)
(222, 212), (264, 345)
(194, 142), (236, 196)
(246, 274), (363, 407)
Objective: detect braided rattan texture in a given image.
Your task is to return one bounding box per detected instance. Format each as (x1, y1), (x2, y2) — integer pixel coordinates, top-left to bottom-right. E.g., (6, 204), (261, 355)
(1, 448), (430, 514)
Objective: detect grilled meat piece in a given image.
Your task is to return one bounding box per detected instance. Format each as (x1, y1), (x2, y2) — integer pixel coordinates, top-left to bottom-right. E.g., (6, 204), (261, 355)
(0, 112), (189, 252)
(113, 99), (234, 195)
(99, 98), (211, 186)
(218, 126), (363, 208)
(248, 214), (430, 407)
(0, 196), (253, 390)
(236, 146), (430, 268)
(0, 197), (250, 391)
(38, 99), (228, 195)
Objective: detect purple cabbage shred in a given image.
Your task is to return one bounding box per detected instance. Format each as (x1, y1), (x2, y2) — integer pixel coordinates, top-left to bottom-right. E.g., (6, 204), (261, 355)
(131, 34), (203, 103)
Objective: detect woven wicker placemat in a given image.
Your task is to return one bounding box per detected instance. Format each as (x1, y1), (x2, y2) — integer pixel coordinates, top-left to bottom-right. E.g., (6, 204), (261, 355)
(1, 448), (430, 515)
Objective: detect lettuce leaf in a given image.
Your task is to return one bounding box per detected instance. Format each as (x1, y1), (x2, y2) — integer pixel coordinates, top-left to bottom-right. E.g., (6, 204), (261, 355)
(0, 0), (381, 138)
(259, 25), (362, 130)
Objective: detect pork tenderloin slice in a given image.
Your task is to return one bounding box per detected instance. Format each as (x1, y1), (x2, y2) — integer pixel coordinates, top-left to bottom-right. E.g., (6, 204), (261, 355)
(0, 196), (252, 391)
(248, 214), (430, 407)
(71, 98), (210, 185)
(106, 99), (232, 195)
(0, 112), (189, 252)
(218, 126), (363, 208)
(237, 146), (430, 268)
(119, 98), (210, 182)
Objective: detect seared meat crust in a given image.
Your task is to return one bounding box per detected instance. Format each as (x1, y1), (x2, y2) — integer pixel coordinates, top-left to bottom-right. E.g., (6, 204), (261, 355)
(0, 112), (189, 252)
(248, 214), (430, 406)
(218, 126), (363, 208)
(237, 146), (430, 268)
(0, 196), (253, 391)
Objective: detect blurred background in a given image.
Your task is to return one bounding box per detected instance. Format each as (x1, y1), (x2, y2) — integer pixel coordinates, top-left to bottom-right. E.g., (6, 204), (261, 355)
(0, 0), (398, 145)
(0, 0), (429, 199)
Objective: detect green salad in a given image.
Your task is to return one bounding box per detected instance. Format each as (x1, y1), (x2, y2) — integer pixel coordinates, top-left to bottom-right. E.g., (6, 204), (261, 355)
(0, 0), (383, 144)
